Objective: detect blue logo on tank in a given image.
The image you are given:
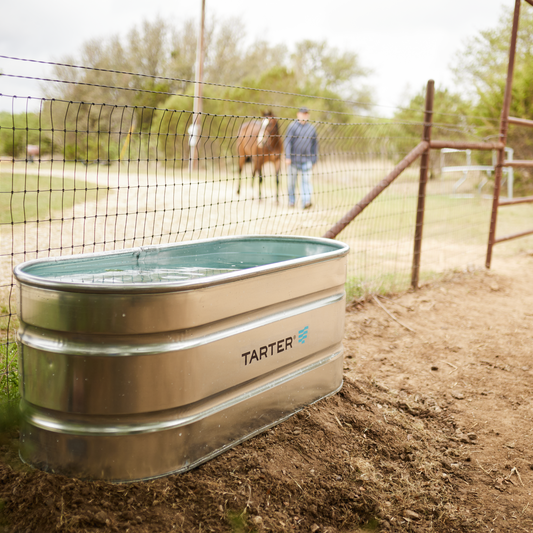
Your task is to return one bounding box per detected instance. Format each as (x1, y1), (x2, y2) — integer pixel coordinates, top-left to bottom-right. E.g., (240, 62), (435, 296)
(298, 326), (309, 344)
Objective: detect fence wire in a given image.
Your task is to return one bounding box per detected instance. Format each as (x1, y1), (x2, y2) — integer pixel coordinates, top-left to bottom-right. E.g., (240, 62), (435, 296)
(3, 58), (533, 400)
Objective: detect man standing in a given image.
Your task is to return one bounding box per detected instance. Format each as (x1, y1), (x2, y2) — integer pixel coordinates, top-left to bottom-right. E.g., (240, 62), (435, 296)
(284, 107), (318, 209)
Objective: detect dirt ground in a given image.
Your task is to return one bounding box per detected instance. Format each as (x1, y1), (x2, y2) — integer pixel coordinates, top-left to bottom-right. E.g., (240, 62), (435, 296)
(1, 252), (533, 532)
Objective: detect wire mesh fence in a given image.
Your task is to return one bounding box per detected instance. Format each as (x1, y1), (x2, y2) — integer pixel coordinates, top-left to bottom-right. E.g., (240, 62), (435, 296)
(3, 56), (533, 400)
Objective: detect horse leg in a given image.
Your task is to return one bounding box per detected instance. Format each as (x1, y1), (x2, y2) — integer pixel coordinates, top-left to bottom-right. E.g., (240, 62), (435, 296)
(250, 156), (258, 200)
(255, 157), (265, 201)
(237, 156), (244, 196)
(274, 158), (281, 203)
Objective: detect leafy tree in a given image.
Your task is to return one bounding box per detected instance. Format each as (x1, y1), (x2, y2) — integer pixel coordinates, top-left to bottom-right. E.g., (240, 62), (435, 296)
(125, 19), (174, 131)
(290, 40), (372, 105)
(168, 17), (286, 94)
(0, 111), (50, 159)
(392, 86), (483, 174)
(168, 19), (197, 94)
(452, 4), (533, 187)
(153, 61), (375, 165)
(42, 16), (375, 163)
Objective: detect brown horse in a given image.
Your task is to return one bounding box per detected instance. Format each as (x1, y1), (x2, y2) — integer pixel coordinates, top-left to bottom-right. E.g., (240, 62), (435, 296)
(236, 111), (282, 201)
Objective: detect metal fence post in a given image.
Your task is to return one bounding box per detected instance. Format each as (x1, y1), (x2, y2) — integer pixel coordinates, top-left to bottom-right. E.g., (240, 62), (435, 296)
(411, 79), (434, 289)
(486, 0), (521, 268)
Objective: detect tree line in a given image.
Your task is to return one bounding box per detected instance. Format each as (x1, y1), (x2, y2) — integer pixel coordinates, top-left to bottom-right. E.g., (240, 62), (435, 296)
(0, 15), (373, 162)
(395, 6), (533, 189)
(1, 5), (533, 185)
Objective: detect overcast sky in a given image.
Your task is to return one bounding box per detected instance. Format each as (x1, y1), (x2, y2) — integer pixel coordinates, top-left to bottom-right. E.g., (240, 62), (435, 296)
(0, 0), (510, 115)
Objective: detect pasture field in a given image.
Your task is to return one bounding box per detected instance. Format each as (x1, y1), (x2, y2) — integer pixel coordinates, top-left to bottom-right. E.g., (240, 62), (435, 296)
(0, 173), (106, 225)
(2, 158), (533, 304)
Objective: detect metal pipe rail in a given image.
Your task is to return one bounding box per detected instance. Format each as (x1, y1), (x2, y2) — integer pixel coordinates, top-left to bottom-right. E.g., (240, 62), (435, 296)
(441, 165), (494, 173)
(508, 116), (533, 127)
(499, 196), (533, 206)
(430, 140), (504, 151)
(495, 228), (533, 244)
(502, 160), (533, 167)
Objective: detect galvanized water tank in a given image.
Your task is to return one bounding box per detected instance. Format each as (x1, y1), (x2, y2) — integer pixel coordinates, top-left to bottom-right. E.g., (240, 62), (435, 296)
(15, 235), (349, 481)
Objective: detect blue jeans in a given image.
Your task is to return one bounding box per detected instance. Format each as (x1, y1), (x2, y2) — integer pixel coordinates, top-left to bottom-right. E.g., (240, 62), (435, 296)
(288, 161), (313, 207)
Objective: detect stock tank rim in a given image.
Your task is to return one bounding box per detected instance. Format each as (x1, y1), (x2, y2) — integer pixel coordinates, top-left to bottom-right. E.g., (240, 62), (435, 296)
(13, 235), (349, 294)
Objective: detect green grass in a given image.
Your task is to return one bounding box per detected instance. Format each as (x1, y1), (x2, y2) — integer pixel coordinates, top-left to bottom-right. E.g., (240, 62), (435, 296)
(346, 275), (402, 301)
(339, 187), (533, 246)
(0, 342), (20, 453)
(359, 517), (380, 531)
(0, 170), (109, 409)
(0, 173), (109, 224)
(0, 342), (18, 403)
(345, 268), (445, 301)
(0, 397), (20, 436)
(0, 304), (18, 335)
(330, 193), (487, 244)
(227, 510), (252, 533)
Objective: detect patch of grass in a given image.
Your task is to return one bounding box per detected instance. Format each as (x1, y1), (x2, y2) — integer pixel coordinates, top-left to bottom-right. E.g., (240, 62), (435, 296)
(0, 173), (109, 224)
(346, 272), (415, 301)
(346, 277), (365, 301)
(360, 517), (380, 531)
(345, 265), (476, 303)
(0, 342), (21, 466)
(227, 510), (252, 533)
(0, 342), (19, 403)
(0, 304), (18, 336)
(0, 398), (20, 436)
